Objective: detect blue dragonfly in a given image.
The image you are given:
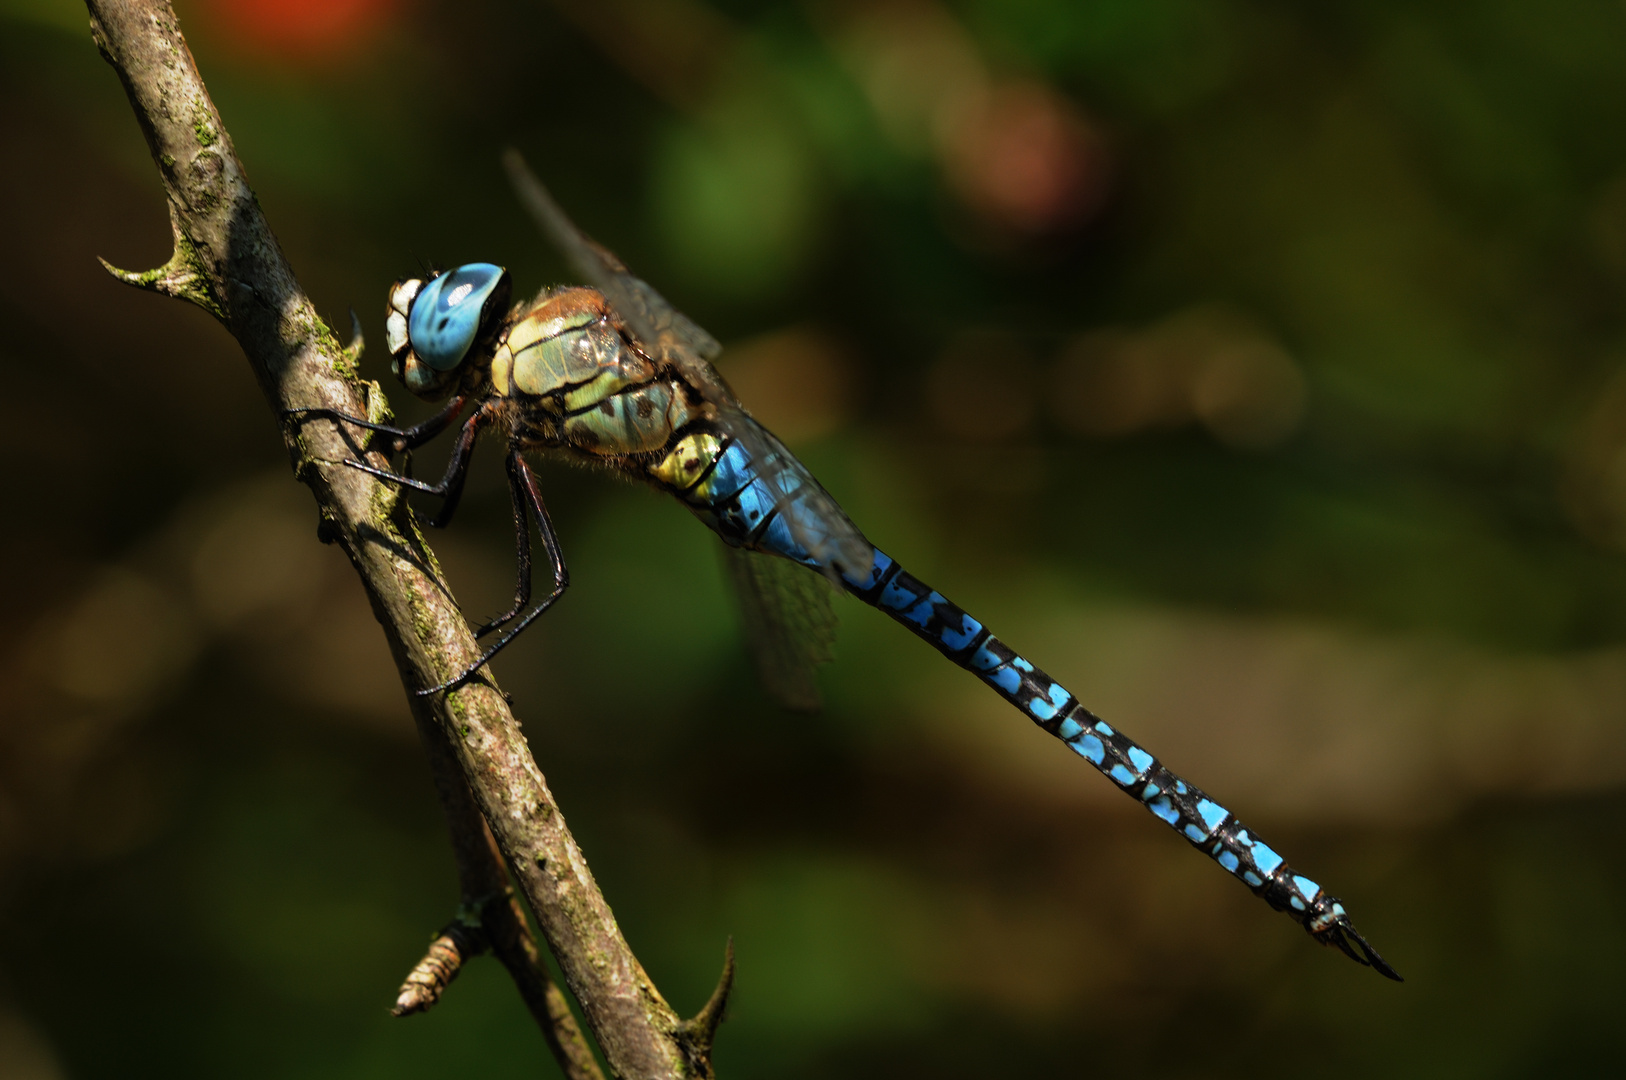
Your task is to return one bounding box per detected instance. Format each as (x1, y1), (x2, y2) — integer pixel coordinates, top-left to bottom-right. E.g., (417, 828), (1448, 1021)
(288, 152), (1401, 981)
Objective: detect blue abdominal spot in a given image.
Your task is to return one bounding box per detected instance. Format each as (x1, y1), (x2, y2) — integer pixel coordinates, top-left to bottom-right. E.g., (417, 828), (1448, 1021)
(970, 642), (1004, 671)
(986, 665), (1021, 694)
(842, 549), (893, 591)
(1196, 799), (1228, 832)
(936, 609), (983, 652)
(880, 579), (920, 612)
(1027, 695), (1058, 721)
(707, 443), (753, 494)
(756, 513), (810, 563)
(1070, 734), (1105, 764)
(1250, 842), (1284, 877)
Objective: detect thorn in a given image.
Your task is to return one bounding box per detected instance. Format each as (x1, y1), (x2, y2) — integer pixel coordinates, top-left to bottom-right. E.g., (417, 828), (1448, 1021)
(97, 246), (222, 318)
(344, 308), (365, 367)
(676, 938), (734, 1059)
(98, 255), (172, 291)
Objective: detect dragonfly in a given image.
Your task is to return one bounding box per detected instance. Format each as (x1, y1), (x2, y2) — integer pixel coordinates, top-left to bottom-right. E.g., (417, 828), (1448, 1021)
(287, 152), (1401, 982)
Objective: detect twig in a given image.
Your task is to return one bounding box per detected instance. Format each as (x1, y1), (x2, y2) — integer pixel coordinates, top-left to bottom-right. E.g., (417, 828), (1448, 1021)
(393, 920), (486, 1018)
(83, 3), (724, 1076)
(409, 713), (605, 1080)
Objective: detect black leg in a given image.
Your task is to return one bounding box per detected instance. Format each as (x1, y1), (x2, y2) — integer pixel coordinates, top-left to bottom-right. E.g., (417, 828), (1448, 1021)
(518, 453), (568, 607)
(472, 448), (536, 638)
(418, 453), (569, 697)
(283, 395), (468, 454)
(346, 406), (488, 528)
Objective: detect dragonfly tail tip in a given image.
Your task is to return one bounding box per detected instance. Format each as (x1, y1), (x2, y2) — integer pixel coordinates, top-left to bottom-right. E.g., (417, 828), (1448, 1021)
(1328, 917), (1403, 982)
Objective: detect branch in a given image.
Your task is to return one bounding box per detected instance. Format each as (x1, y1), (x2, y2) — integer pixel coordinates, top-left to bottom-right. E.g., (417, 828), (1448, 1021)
(83, 3), (722, 1076)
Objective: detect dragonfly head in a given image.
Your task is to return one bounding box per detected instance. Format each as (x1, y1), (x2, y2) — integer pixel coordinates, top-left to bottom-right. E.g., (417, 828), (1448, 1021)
(385, 263), (512, 399)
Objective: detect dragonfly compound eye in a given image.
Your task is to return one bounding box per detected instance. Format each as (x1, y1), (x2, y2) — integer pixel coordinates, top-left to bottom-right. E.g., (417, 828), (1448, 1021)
(407, 263), (510, 372)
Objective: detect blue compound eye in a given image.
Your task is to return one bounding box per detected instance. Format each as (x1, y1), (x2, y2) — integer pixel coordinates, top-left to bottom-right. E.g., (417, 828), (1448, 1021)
(407, 263), (508, 371)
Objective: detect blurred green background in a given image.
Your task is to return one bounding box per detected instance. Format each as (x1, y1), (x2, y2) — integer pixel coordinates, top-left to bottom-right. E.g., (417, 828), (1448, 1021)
(4, 0), (1626, 1075)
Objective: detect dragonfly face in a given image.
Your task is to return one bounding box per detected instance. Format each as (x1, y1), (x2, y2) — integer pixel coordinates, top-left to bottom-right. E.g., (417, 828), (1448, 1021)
(386, 262), (512, 399)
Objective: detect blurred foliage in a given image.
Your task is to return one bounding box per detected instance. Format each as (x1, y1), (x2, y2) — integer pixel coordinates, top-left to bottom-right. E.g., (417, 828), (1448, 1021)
(4, 0), (1626, 1076)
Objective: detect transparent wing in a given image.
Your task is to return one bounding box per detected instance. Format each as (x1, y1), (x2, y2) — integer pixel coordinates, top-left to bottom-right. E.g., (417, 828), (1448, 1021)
(503, 149), (725, 390)
(727, 411), (875, 577)
(720, 544), (838, 711)
(503, 149), (874, 580)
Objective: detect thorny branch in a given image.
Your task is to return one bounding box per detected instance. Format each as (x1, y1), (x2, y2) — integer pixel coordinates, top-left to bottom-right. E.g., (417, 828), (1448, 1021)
(83, 2), (731, 1077)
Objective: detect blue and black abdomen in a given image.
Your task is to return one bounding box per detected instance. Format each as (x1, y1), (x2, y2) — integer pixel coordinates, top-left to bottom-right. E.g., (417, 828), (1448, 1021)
(840, 550), (1400, 979)
(656, 419), (1399, 978)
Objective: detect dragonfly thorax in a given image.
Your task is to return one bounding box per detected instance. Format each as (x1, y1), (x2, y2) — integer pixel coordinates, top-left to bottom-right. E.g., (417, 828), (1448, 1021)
(492, 287), (712, 459)
(494, 288), (635, 397)
(386, 263), (512, 399)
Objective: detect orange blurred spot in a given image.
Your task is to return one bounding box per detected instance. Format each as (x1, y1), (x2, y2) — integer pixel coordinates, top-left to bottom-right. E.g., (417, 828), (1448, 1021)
(832, 4), (1109, 236)
(201, 0), (399, 60)
(1051, 306), (1305, 448)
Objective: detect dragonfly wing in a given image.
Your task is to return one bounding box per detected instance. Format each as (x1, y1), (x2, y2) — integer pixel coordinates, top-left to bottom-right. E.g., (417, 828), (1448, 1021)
(721, 409), (876, 580)
(720, 542), (838, 711)
(503, 149), (727, 389)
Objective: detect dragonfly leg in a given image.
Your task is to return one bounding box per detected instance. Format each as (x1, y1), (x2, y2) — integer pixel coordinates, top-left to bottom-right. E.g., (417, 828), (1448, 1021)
(518, 453), (569, 608)
(418, 453), (569, 697)
(472, 448), (536, 638)
(345, 406), (490, 528)
(283, 394), (468, 455)
(391, 394), (469, 452)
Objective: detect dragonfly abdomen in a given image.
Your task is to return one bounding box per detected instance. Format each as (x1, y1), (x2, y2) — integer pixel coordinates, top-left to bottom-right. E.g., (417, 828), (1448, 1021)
(840, 548), (1402, 980)
(642, 418), (1398, 976)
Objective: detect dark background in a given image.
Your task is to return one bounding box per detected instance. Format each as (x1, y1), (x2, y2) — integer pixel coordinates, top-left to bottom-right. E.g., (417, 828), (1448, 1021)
(4, 0), (1625, 1075)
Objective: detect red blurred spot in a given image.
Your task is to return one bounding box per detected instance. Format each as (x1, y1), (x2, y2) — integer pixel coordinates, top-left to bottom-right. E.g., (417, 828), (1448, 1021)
(202, 0), (399, 60)
(944, 80), (1110, 236)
